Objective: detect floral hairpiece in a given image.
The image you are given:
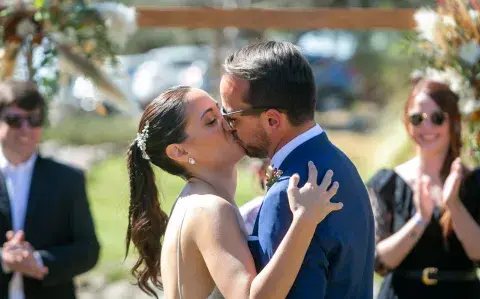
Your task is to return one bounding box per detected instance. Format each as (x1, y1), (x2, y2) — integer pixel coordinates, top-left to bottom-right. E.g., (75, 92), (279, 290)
(135, 121), (150, 160)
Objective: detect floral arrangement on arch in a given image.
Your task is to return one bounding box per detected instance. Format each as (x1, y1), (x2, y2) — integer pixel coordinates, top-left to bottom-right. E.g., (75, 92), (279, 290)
(0, 0), (137, 111)
(409, 0), (480, 165)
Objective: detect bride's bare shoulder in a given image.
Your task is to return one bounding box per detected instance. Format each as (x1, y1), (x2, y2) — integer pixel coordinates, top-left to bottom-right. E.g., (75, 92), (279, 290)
(185, 194), (237, 223)
(182, 195), (243, 245)
(187, 193), (234, 210)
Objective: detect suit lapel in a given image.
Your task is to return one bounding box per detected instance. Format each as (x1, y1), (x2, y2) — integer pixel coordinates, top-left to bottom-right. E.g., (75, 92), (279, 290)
(256, 133), (330, 229)
(0, 170), (12, 232)
(24, 156), (47, 236)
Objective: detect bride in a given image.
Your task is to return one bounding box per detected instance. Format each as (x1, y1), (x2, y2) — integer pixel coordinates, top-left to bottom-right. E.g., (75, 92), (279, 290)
(125, 86), (343, 299)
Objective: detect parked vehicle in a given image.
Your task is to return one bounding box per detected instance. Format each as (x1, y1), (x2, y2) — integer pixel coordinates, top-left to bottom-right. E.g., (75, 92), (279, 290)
(295, 30), (364, 111)
(131, 45), (214, 108)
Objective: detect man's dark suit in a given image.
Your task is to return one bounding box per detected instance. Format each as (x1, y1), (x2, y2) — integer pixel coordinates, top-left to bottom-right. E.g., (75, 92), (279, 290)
(0, 154), (100, 299)
(249, 131), (375, 298)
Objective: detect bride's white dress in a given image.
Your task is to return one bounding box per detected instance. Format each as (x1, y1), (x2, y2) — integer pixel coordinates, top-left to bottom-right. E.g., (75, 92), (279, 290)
(177, 205), (249, 299)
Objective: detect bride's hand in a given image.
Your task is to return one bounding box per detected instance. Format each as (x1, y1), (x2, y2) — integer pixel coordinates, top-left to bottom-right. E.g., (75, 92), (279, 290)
(287, 161), (342, 225)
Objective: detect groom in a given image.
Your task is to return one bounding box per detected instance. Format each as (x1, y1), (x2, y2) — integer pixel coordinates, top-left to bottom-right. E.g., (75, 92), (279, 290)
(220, 41), (375, 298)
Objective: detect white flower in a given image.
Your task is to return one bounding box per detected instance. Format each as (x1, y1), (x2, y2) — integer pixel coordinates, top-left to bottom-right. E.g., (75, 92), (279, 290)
(442, 15), (456, 28)
(410, 69), (424, 81)
(16, 19), (36, 37)
(442, 68), (465, 91)
(462, 99), (480, 115)
(88, 2), (137, 50)
(458, 40), (480, 65)
(414, 8), (440, 43)
(442, 68), (473, 96)
(469, 9), (480, 23)
(423, 67), (452, 85)
(415, 67), (478, 115)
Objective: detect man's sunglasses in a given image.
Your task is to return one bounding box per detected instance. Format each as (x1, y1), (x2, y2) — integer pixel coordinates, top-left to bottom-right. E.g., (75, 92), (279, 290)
(408, 111), (447, 127)
(220, 106), (284, 129)
(2, 114), (43, 128)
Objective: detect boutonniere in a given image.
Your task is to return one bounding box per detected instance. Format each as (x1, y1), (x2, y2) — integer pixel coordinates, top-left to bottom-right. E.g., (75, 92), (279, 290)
(265, 165), (283, 188)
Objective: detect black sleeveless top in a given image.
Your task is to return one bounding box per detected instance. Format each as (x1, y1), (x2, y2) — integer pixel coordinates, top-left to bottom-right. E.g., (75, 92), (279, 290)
(366, 168), (480, 299)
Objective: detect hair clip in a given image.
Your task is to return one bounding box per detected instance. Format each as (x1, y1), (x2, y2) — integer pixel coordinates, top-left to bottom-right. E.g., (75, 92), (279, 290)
(135, 121), (150, 160)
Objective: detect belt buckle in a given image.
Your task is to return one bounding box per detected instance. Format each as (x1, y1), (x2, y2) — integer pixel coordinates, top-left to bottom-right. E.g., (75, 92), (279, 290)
(422, 267), (438, 285)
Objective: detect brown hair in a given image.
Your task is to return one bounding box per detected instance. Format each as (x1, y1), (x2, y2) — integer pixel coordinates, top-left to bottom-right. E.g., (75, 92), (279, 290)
(0, 80), (46, 118)
(125, 86), (192, 297)
(223, 41), (316, 126)
(404, 79), (462, 239)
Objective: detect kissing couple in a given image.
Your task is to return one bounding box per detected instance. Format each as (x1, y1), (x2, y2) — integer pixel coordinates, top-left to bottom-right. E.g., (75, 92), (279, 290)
(125, 41), (375, 299)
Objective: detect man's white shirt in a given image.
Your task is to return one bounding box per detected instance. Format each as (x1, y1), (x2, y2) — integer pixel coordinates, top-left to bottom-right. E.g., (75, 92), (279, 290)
(271, 124), (323, 169)
(0, 150), (43, 299)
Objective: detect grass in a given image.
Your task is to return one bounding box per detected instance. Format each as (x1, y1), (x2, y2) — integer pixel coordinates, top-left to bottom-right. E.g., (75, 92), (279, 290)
(50, 104), (413, 288)
(85, 154), (387, 290)
(43, 115), (139, 146)
(42, 107), (413, 182)
(85, 155), (261, 277)
(82, 128), (389, 280)
(58, 111), (398, 270)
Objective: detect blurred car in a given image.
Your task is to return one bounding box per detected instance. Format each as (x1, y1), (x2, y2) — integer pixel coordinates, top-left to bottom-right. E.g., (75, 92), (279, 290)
(117, 52), (149, 78)
(295, 30), (364, 111)
(131, 45), (214, 108)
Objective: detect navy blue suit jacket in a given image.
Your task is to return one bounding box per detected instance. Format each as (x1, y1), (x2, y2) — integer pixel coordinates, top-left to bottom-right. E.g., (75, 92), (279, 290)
(249, 131), (375, 298)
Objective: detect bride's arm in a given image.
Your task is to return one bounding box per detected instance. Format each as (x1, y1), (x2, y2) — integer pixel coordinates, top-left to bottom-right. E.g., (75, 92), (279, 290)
(195, 163), (341, 299)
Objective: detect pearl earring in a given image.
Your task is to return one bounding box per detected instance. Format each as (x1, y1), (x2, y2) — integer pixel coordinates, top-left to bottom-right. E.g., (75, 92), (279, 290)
(188, 158), (195, 165)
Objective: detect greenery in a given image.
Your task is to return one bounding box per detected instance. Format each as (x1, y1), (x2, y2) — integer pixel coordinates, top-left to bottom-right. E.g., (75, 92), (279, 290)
(406, 0), (480, 165)
(82, 145), (390, 287)
(85, 155), (261, 275)
(0, 0), (123, 101)
(43, 115), (138, 145)
(41, 105), (410, 292)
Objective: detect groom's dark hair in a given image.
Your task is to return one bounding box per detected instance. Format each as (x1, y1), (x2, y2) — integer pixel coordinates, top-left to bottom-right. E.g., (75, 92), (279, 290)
(223, 41), (316, 126)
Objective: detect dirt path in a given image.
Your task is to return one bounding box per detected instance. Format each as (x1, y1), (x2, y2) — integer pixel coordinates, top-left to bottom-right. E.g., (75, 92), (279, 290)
(39, 140), (122, 171)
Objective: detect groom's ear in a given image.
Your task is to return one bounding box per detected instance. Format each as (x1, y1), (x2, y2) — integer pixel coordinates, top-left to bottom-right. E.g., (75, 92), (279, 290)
(166, 144), (188, 163)
(262, 109), (283, 131)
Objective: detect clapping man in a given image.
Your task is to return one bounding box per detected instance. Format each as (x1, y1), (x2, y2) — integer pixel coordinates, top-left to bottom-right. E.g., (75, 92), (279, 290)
(0, 80), (100, 299)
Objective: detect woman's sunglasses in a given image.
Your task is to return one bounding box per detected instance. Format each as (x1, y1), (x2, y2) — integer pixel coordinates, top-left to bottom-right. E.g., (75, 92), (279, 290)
(2, 114), (43, 128)
(408, 111), (447, 127)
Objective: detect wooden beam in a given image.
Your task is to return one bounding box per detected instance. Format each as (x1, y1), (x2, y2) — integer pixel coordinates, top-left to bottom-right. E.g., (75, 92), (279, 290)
(136, 7), (417, 30)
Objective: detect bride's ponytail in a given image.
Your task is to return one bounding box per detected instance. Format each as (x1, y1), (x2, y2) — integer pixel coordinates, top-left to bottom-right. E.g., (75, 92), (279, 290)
(125, 86), (191, 297)
(126, 141), (167, 297)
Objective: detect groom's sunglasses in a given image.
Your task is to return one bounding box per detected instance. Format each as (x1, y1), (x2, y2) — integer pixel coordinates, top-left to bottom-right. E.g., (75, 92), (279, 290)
(408, 110), (447, 127)
(220, 106), (285, 129)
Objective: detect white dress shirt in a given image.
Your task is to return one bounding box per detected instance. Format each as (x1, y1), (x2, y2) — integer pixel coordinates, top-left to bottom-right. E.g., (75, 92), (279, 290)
(0, 150), (42, 299)
(271, 124), (324, 169)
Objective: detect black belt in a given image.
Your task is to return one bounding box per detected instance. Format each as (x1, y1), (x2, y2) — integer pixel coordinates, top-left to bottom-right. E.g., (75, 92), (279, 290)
(396, 267), (479, 286)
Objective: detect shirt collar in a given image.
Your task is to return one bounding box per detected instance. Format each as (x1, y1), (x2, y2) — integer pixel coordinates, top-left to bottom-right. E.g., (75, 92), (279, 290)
(271, 124), (323, 169)
(0, 148), (38, 173)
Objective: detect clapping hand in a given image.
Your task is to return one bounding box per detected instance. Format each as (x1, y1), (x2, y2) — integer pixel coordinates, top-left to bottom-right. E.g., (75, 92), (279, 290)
(413, 169), (435, 223)
(443, 157), (463, 207)
(1, 230), (48, 280)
